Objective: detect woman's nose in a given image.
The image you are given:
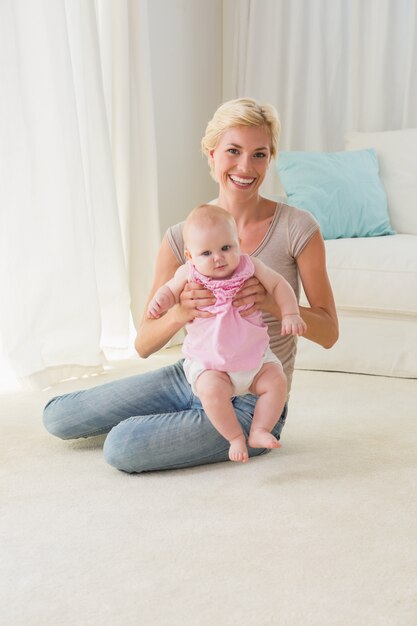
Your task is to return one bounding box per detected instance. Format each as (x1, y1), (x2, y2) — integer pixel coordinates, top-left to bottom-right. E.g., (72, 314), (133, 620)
(237, 153), (251, 171)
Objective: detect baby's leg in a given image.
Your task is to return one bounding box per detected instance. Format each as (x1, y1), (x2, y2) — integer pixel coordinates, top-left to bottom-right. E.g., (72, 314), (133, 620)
(248, 363), (287, 450)
(195, 371), (248, 463)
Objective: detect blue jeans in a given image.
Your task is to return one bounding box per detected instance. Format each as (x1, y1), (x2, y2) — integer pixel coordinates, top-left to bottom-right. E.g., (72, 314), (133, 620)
(43, 360), (287, 473)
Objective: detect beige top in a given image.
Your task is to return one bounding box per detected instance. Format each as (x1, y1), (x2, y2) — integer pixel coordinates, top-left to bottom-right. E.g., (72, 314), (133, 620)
(167, 202), (320, 394)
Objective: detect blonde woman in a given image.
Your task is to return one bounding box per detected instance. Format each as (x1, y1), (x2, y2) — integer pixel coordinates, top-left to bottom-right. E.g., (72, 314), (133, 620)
(44, 98), (338, 472)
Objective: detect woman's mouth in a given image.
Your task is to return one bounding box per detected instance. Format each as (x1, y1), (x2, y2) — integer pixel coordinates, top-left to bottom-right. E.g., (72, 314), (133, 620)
(229, 175), (255, 189)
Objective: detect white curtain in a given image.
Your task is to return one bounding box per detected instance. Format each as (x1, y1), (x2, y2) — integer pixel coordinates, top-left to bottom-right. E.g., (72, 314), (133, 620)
(95, 0), (160, 322)
(0, 0), (159, 391)
(223, 0), (417, 153)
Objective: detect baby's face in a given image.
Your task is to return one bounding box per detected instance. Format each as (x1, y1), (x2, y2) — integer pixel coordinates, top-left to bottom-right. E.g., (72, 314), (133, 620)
(185, 220), (240, 279)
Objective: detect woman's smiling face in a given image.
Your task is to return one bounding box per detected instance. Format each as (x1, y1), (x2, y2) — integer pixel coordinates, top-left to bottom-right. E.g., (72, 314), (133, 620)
(210, 124), (272, 198)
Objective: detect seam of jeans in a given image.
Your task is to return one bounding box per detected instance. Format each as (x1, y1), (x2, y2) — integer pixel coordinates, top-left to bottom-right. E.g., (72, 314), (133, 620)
(68, 426), (112, 439)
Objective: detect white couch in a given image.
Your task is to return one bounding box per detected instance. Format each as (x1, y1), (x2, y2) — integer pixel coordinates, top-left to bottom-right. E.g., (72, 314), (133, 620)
(295, 129), (417, 378)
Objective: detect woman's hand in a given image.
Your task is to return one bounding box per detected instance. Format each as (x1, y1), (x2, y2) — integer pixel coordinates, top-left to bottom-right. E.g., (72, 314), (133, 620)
(176, 282), (216, 324)
(232, 277), (275, 317)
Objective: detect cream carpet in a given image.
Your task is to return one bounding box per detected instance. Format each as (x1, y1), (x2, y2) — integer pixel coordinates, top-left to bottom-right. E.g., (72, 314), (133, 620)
(1, 348), (417, 626)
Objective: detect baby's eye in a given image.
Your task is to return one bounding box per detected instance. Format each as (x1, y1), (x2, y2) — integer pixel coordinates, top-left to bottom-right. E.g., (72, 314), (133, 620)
(201, 251), (211, 256)
(221, 245), (231, 251)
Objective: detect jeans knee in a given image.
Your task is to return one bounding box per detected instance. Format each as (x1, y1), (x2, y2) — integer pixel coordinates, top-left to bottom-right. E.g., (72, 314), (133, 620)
(43, 396), (73, 440)
(103, 429), (139, 473)
(102, 434), (120, 469)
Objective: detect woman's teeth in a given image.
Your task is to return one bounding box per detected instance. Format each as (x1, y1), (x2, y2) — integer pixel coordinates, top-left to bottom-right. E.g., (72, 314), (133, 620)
(230, 175), (255, 185)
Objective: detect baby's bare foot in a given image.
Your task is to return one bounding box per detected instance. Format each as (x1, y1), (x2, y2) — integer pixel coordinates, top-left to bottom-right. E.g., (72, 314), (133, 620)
(229, 434), (249, 463)
(248, 428), (281, 450)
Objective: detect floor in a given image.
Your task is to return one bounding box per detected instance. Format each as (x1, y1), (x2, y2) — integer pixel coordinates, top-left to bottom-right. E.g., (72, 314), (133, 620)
(1, 352), (417, 626)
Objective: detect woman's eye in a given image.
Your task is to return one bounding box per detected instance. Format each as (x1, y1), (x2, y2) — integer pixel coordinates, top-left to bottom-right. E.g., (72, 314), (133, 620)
(254, 152), (267, 159)
(227, 148), (239, 155)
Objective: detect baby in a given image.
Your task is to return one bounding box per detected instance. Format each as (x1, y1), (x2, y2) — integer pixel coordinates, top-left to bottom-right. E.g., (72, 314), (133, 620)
(147, 204), (306, 463)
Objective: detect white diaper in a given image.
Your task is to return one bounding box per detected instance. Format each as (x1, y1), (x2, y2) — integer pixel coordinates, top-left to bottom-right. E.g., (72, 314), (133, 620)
(183, 348), (282, 396)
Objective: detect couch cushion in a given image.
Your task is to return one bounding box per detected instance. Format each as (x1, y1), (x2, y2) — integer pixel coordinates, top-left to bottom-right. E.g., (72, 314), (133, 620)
(296, 311), (417, 378)
(300, 234), (417, 314)
(345, 129), (417, 235)
(276, 149), (394, 239)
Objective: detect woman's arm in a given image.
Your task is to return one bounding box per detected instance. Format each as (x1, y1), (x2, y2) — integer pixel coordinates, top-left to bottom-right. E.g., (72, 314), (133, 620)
(296, 230), (339, 349)
(135, 234), (215, 358)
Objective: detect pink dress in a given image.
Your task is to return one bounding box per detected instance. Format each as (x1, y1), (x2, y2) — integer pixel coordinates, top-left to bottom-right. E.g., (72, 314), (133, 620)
(182, 254), (270, 372)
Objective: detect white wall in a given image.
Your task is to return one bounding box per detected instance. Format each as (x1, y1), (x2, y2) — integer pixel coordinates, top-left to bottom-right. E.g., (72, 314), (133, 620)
(148, 0), (222, 236)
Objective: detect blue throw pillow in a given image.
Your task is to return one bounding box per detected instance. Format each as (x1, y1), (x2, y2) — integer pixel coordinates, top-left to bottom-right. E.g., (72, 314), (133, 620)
(277, 149), (395, 239)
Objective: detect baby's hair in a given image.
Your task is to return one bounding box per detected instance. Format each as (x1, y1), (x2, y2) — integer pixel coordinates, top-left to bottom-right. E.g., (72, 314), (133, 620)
(183, 204), (238, 248)
(201, 97), (281, 179)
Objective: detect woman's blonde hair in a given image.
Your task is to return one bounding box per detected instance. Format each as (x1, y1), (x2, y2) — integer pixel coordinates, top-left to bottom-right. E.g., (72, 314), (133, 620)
(201, 97), (281, 179)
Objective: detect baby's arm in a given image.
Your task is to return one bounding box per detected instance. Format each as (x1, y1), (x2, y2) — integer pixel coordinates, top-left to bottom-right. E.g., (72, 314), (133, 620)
(252, 258), (307, 336)
(147, 264), (189, 319)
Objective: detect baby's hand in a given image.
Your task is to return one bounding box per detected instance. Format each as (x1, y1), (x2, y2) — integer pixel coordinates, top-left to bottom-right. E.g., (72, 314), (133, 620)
(147, 298), (164, 319)
(147, 288), (175, 319)
(281, 314), (307, 336)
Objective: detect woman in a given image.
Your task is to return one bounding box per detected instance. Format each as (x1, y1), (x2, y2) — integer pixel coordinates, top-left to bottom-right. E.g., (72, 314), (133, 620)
(43, 98), (338, 473)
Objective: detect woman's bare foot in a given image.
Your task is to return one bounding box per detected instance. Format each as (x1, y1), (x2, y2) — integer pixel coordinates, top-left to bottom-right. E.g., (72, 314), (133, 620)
(248, 427), (281, 449)
(229, 433), (249, 463)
